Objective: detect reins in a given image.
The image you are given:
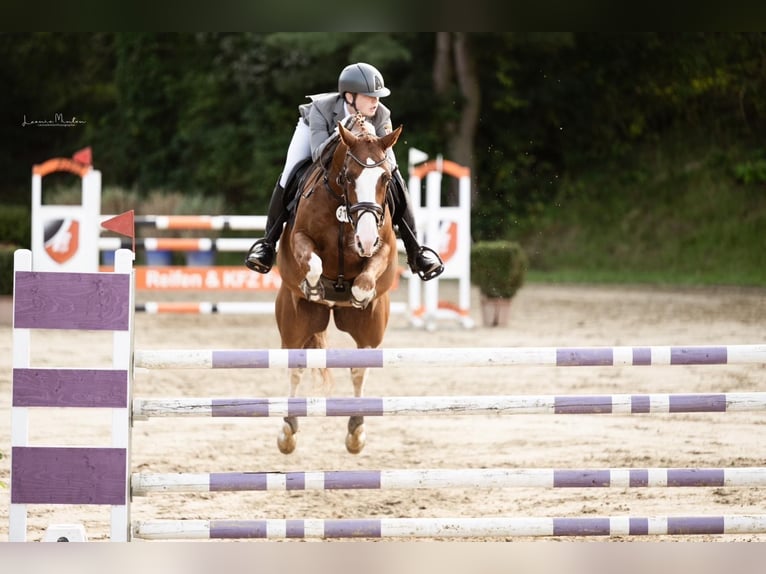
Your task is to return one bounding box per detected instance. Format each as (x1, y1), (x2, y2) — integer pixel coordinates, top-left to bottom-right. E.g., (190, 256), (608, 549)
(317, 128), (390, 293)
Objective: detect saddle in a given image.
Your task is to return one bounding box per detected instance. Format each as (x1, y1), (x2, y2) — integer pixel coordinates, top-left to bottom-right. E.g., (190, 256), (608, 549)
(283, 158), (313, 217)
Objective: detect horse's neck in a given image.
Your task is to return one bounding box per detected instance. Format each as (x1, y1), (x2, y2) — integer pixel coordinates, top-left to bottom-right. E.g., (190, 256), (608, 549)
(328, 140), (347, 176)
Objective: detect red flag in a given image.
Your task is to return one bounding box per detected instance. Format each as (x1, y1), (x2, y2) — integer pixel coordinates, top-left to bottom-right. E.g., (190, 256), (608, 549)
(72, 146), (92, 166)
(101, 210), (135, 253)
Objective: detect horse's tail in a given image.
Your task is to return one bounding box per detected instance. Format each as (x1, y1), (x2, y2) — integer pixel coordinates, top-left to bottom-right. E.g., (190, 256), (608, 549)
(307, 332), (334, 395)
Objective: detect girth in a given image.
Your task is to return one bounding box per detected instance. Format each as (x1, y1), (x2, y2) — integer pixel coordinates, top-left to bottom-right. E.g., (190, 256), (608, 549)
(318, 275), (353, 302)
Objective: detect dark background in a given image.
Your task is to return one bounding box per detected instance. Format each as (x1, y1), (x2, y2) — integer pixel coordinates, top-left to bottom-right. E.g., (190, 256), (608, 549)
(2, 32), (764, 284)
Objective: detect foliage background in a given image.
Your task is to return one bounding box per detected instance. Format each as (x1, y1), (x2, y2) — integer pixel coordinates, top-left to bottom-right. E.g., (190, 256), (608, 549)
(1, 32), (764, 285)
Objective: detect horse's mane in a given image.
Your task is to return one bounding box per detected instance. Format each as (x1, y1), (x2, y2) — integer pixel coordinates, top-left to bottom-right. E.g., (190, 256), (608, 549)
(317, 132), (342, 168)
(317, 116), (379, 169)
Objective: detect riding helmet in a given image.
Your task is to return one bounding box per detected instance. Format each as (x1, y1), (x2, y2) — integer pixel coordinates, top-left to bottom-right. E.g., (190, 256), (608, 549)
(338, 62), (391, 98)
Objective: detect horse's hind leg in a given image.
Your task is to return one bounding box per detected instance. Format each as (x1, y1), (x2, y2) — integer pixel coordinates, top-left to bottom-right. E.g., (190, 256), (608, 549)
(277, 367), (304, 454)
(335, 302), (389, 455)
(345, 366), (368, 454)
(275, 292), (331, 455)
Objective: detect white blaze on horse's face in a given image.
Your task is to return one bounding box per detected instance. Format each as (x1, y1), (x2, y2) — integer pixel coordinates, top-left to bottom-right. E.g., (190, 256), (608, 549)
(353, 158), (386, 257)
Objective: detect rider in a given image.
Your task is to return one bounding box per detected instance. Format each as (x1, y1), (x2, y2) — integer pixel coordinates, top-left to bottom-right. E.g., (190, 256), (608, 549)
(245, 62), (444, 281)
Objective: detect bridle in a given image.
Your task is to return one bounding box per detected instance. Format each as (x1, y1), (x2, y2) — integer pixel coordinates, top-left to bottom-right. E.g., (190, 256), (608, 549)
(319, 131), (392, 292)
(334, 150), (388, 229)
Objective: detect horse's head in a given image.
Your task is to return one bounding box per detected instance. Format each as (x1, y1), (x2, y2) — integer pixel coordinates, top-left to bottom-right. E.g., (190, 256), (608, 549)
(336, 120), (402, 258)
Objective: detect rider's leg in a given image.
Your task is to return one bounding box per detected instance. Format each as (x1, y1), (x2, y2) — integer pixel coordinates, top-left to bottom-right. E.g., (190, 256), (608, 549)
(246, 118), (311, 274)
(391, 168), (444, 281)
(245, 180), (288, 273)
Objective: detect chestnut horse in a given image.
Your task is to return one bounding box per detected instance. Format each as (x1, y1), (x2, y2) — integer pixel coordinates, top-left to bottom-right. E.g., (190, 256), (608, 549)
(274, 118), (402, 454)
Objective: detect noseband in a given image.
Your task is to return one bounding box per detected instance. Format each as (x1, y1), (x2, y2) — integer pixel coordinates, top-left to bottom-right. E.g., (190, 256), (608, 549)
(326, 146), (389, 229)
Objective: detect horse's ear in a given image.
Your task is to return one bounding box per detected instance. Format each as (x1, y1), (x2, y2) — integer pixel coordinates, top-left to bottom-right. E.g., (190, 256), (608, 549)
(338, 121), (358, 147)
(380, 125), (403, 150)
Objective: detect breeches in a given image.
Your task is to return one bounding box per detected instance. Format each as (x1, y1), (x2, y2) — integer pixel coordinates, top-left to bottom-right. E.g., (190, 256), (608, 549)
(279, 119), (312, 188)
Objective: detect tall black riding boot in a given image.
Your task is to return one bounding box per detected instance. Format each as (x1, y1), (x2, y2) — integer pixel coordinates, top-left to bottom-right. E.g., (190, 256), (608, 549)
(391, 169), (444, 281)
(245, 181), (288, 274)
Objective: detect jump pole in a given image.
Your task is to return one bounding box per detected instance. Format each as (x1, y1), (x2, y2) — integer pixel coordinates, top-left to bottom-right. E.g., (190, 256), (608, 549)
(132, 515), (766, 540)
(131, 466), (766, 494)
(133, 344), (766, 369)
(109, 214), (268, 230)
(98, 237), (256, 253)
(132, 392), (766, 419)
(136, 301), (276, 315)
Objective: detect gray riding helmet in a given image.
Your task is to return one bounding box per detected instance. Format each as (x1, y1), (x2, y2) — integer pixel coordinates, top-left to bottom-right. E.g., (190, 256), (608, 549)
(338, 62), (391, 97)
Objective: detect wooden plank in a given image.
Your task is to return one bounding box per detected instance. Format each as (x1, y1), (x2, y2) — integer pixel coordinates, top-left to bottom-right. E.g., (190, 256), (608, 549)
(12, 368), (128, 408)
(11, 446), (127, 504)
(13, 271), (130, 330)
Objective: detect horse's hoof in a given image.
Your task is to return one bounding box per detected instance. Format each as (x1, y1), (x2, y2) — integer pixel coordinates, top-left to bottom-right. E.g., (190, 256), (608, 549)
(345, 424), (366, 454)
(277, 421), (297, 454)
(351, 285), (375, 309)
(300, 279), (324, 302)
(350, 297), (370, 310)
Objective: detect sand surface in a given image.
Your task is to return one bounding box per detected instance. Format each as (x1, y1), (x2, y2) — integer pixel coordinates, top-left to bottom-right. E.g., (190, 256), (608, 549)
(1, 282), (765, 542)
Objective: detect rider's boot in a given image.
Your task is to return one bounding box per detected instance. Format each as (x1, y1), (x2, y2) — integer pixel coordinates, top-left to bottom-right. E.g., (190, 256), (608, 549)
(391, 169), (444, 281)
(245, 181), (288, 274)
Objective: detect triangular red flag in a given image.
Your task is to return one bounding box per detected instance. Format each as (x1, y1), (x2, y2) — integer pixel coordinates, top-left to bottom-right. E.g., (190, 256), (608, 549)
(101, 209), (135, 253)
(72, 146), (92, 166)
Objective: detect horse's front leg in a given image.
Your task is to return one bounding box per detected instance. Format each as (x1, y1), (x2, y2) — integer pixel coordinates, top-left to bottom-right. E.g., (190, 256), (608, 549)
(292, 232), (325, 301)
(346, 365), (369, 454)
(350, 246), (392, 309)
(277, 367), (304, 454)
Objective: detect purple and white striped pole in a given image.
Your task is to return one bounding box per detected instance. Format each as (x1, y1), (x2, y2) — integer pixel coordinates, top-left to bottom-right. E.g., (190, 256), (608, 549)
(131, 392), (766, 419)
(132, 514), (766, 540)
(133, 344), (766, 369)
(131, 467), (766, 495)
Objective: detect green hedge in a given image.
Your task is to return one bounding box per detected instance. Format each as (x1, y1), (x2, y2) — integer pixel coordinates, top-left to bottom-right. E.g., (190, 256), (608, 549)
(0, 205), (31, 248)
(470, 240), (528, 299)
(0, 205), (30, 295)
(0, 244), (17, 295)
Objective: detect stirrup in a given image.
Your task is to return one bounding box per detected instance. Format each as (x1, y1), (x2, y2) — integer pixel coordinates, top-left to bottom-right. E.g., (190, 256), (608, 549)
(410, 246), (444, 281)
(244, 240), (275, 274)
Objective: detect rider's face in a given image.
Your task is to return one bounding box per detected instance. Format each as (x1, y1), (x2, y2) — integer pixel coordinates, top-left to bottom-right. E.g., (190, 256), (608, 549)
(347, 93), (379, 117)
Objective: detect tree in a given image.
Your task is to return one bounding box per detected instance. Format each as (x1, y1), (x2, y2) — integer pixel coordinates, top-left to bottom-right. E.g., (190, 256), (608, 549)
(432, 32), (481, 204)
